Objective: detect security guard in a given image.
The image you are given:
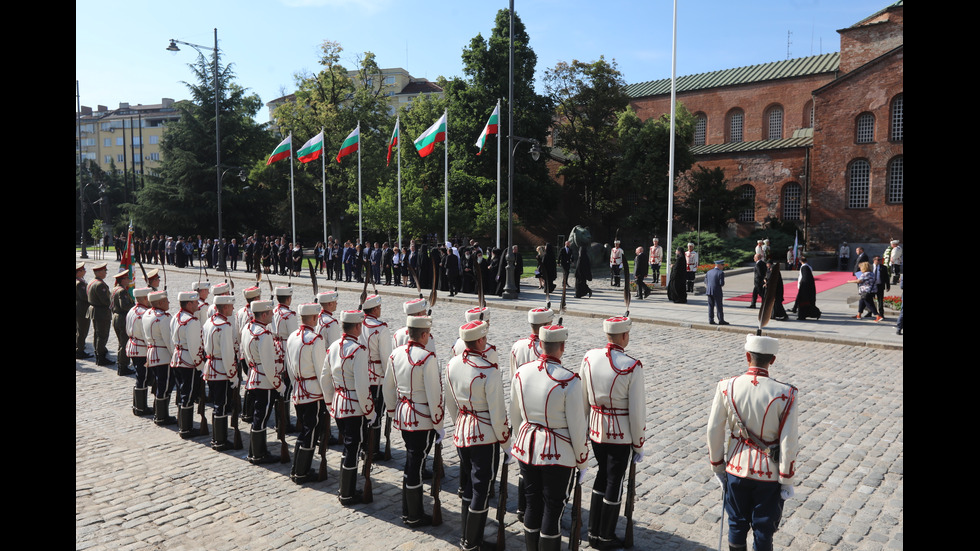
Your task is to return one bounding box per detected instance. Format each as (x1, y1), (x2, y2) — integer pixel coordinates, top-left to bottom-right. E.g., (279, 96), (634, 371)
(87, 262), (113, 366)
(580, 316), (646, 549)
(707, 335), (800, 551)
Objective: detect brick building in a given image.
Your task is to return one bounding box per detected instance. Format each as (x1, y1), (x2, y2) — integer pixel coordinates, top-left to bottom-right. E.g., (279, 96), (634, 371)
(625, 1), (903, 253)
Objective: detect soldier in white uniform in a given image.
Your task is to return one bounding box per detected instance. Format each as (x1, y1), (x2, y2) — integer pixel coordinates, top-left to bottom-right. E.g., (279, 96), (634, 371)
(237, 286), (261, 423)
(649, 237), (663, 287)
(171, 291), (205, 439)
(273, 286), (298, 430)
(144, 290), (176, 426)
(361, 294), (391, 461)
(285, 303), (332, 483)
(315, 291), (342, 351)
(509, 306), (555, 522)
(449, 306), (497, 365)
(193, 281), (210, 326)
(206, 282), (231, 321)
(393, 298), (436, 354)
(580, 316), (646, 549)
(685, 243), (699, 293)
(382, 314), (444, 528)
(243, 300), (286, 465)
(203, 295), (238, 451)
(707, 335), (800, 551)
(322, 310), (375, 505)
(510, 325), (589, 551)
(609, 239), (623, 287)
(446, 320), (511, 551)
(126, 287), (153, 416)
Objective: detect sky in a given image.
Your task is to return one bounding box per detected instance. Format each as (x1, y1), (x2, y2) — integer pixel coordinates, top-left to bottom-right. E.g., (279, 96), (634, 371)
(76, 0), (892, 122)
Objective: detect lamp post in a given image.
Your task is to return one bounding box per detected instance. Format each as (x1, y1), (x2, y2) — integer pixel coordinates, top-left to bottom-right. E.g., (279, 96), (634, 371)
(502, 136), (541, 299)
(218, 167), (247, 270)
(166, 28), (223, 266)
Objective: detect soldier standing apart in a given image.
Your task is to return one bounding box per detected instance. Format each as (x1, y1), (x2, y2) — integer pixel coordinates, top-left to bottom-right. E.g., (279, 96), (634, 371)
(87, 262), (114, 366)
(609, 240), (623, 287)
(446, 320), (511, 551)
(76, 262), (92, 359)
(144, 290), (176, 425)
(361, 294), (392, 461)
(286, 303), (332, 483)
(685, 243), (699, 293)
(203, 295), (238, 451)
(111, 271), (135, 375)
(580, 316), (646, 549)
(649, 237), (663, 287)
(382, 314), (444, 528)
(707, 335), (799, 551)
(171, 291), (205, 439)
(706, 260), (729, 326)
(322, 310), (375, 505)
(510, 325), (589, 551)
(243, 300), (286, 464)
(127, 287), (153, 416)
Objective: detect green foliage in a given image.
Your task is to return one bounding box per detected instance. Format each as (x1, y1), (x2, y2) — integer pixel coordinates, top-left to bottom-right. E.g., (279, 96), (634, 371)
(670, 230), (753, 272)
(674, 166), (751, 235)
(89, 219), (104, 242)
(730, 222), (800, 261)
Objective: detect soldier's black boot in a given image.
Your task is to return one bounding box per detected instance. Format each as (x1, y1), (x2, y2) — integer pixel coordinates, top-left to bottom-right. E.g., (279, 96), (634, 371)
(461, 508), (490, 551)
(133, 387), (152, 416)
(291, 444), (316, 484)
(117, 362), (134, 376)
(339, 465), (362, 506)
(459, 498), (471, 548)
(729, 544), (747, 551)
(211, 415), (232, 451)
(523, 529), (539, 551)
(241, 389), (254, 423)
(404, 485), (432, 528)
(594, 501), (624, 550)
(538, 533), (562, 551)
(588, 491), (605, 548)
(247, 429), (277, 465)
(178, 405), (195, 439)
(517, 475), (526, 523)
(154, 394), (177, 426)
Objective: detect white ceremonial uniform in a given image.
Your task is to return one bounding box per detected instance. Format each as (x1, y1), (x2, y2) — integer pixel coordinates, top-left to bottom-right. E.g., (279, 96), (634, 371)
(394, 326), (437, 355)
(450, 338), (497, 368)
(316, 310), (342, 352)
(580, 343), (646, 451)
(686, 250), (699, 273)
(143, 306), (172, 369)
(510, 334), (544, 381)
(324, 334), (373, 420)
(706, 368), (799, 484)
(243, 319), (284, 393)
(203, 313), (238, 384)
(125, 304), (149, 359)
(197, 298), (210, 327)
(170, 310), (204, 371)
(510, 355), (589, 470)
(286, 325), (330, 406)
(649, 245), (663, 266)
(382, 342), (445, 432)
(273, 304), (298, 364)
(361, 314), (392, 387)
(446, 347), (510, 448)
(609, 247), (623, 268)
(235, 305), (252, 364)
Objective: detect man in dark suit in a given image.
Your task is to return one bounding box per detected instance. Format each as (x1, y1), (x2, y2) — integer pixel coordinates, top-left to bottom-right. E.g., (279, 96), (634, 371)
(749, 253), (767, 308)
(872, 255), (891, 319)
(634, 247), (650, 299)
(382, 243), (394, 285)
(558, 240), (572, 274)
(705, 260), (728, 325)
(854, 247), (869, 271)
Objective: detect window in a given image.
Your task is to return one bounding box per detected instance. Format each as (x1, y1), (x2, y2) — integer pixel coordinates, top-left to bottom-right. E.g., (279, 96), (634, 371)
(117, 154), (125, 162)
(764, 105), (783, 140)
(103, 138), (111, 147)
(132, 137), (141, 146)
(737, 185), (756, 222)
(104, 155), (113, 164)
(727, 109), (744, 143)
(782, 182), (802, 220)
(848, 160), (870, 208)
(887, 156), (903, 204)
(694, 113), (707, 146)
(116, 137), (123, 146)
(149, 135), (159, 145)
(890, 94), (903, 141)
(149, 152), (160, 161)
(133, 154), (141, 164)
(856, 113), (875, 143)
(803, 100), (814, 128)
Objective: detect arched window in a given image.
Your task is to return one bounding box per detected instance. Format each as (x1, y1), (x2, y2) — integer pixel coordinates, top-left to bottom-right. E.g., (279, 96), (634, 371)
(848, 160), (870, 209)
(694, 112), (707, 146)
(726, 108), (744, 143)
(856, 112), (875, 143)
(803, 100), (814, 128)
(782, 182), (802, 221)
(737, 184), (756, 222)
(764, 104), (783, 140)
(887, 156), (903, 204)
(890, 94), (903, 141)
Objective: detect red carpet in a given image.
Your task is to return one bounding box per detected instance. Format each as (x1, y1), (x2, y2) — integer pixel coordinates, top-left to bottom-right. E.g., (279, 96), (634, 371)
(729, 271), (855, 303)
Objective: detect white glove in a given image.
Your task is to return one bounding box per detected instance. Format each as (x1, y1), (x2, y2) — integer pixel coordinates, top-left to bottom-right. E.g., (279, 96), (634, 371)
(434, 428), (445, 444)
(780, 484), (795, 500)
(632, 450), (644, 463)
(577, 469), (587, 485)
(502, 446), (514, 465)
(365, 410), (377, 425)
(714, 471), (727, 489)
(230, 378), (239, 389)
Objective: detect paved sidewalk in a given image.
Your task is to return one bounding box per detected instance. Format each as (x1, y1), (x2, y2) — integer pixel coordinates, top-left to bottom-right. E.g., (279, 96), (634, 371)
(76, 256), (903, 550)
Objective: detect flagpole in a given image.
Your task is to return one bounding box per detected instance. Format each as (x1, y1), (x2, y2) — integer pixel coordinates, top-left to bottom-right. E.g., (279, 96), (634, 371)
(444, 109), (448, 245)
(397, 117), (402, 248)
(290, 131), (296, 249)
(358, 121), (362, 244)
(667, 0), (677, 253)
(321, 128), (327, 247)
(496, 98), (501, 249)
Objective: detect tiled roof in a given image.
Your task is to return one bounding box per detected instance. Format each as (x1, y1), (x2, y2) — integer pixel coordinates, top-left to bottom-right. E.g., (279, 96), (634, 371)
(625, 52), (840, 98)
(690, 133), (813, 156)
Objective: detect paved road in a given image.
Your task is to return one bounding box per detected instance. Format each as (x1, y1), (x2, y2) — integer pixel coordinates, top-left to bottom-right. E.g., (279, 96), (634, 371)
(76, 257), (903, 550)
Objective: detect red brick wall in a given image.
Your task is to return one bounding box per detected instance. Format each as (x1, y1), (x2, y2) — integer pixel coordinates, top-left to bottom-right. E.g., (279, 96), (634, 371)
(839, 6), (904, 73)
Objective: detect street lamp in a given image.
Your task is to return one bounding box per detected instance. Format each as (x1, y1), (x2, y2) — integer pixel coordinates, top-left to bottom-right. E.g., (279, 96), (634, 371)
(218, 167), (247, 270)
(166, 28), (224, 267)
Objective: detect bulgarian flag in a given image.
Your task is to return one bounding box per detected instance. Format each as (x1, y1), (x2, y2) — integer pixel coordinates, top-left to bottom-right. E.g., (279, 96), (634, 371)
(386, 119), (399, 166)
(266, 134), (292, 165)
(297, 131), (325, 163)
(414, 112), (447, 158)
(336, 125), (359, 163)
(123, 221), (135, 299)
(474, 104), (499, 155)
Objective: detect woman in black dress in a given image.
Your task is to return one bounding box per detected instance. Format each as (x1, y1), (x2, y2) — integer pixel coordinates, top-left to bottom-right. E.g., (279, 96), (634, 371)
(667, 249), (687, 304)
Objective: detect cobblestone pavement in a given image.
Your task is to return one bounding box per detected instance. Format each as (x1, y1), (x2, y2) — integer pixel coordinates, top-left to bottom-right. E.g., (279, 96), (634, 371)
(76, 258), (902, 550)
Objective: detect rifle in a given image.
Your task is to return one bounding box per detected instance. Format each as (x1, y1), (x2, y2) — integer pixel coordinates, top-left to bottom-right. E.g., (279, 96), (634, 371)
(623, 257), (632, 317)
(135, 258), (149, 285)
(758, 267), (781, 337)
(231, 378), (243, 450)
(558, 265), (569, 326)
(362, 421), (375, 503)
(308, 259), (319, 298)
(496, 452), (509, 550)
(431, 441), (443, 526)
(276, 393), (290, 463)
(624, 461), (636, 548)
(318, 405), (330, 481)
(197, 375), (209, 436)
(571, 476), (583, 551)
(161, 254), (168, 291)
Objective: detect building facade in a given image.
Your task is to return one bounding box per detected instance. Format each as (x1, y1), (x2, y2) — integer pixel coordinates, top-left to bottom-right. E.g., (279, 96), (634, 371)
(75, 99), (181, 175)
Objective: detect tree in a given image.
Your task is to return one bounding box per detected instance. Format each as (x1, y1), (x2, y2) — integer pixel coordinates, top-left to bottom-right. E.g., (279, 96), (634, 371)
(545, 57), (631, 235)
(674, 166), (752, 235)
(133, 49), (272, 238)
